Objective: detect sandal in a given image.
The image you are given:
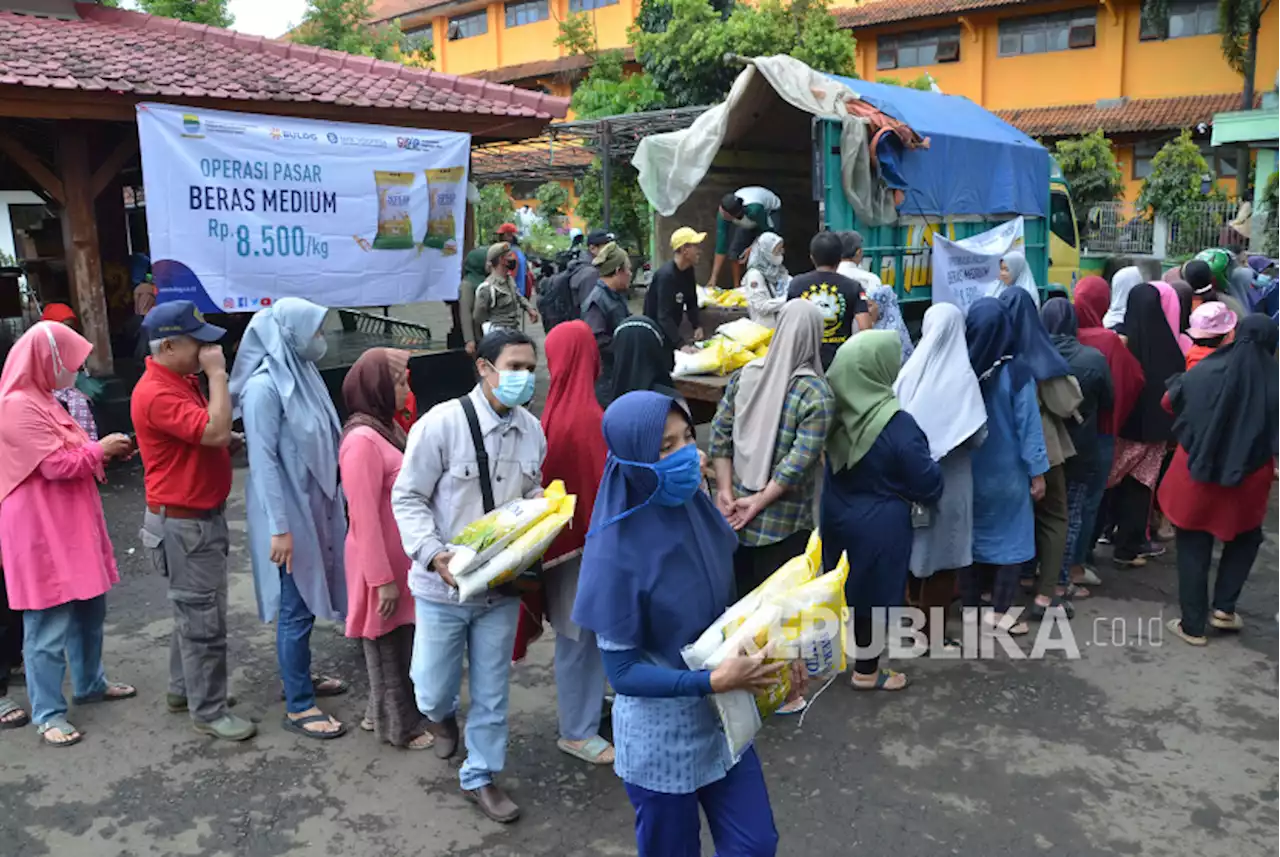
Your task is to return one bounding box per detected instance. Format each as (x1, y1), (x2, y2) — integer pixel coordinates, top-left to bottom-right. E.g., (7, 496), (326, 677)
(557, 735), (615, 765)
(1166, 618), (1207, 647)
(982, 612), (1030, 636)
(279, 675), (349, 701)
(1209, 611), (1244, 631)
(774, 697), (808, 716)
(1063, 583), (1091, 600)
(360, 717), (375, 732)
(405, 732), (435, 751)
(37, 718), (82, 748)
(851, 669), (907, 691)
(282, 712), (347, 740)
(73, 681), (137, 705)
(0, 697), (29, 729)
(1029, 599), (1074, 621)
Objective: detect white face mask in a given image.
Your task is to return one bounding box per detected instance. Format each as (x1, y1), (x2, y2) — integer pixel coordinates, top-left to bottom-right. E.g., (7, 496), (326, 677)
(769, 251), (785, 266)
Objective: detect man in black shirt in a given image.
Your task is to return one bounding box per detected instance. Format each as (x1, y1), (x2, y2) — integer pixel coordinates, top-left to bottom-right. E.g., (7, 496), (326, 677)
(644, 226), (704, 350)
(786, 231), (873, 368)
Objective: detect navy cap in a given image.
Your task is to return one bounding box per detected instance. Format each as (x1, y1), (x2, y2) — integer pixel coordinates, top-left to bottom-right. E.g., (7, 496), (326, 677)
(587, 229), (615, 246)
(142, 300), (226, 343)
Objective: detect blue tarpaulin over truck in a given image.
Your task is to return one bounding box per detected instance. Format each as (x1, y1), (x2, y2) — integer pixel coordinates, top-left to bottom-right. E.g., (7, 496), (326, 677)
(828, 76), (1049, 220)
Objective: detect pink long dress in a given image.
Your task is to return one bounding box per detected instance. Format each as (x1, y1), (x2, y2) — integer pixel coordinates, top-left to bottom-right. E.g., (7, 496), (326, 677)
(0, 442), (118, 611)
(338, 426), (414, 639)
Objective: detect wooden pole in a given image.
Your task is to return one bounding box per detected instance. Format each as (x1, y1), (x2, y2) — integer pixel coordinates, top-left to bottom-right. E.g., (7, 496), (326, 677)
(56, 121), (113, 376)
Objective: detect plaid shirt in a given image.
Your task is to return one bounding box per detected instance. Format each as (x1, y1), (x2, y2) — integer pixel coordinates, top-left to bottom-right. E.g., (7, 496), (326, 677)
(710, 373), (833, 547)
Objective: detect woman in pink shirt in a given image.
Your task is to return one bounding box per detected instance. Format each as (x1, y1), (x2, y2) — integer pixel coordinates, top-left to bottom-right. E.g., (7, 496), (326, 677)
(338, 348), (430, 750)
(0, 322), (136, 746)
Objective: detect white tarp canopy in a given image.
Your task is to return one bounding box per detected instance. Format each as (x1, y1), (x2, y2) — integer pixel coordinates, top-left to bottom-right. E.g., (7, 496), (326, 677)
(632, 55), (898, 225)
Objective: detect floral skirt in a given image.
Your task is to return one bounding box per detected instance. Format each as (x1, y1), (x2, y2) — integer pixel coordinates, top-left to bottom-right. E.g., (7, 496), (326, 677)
(1107, 439), (1165, 490)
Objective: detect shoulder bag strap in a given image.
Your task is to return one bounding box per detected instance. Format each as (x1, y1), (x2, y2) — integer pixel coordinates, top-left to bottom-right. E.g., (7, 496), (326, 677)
(458, 396), (495, 513)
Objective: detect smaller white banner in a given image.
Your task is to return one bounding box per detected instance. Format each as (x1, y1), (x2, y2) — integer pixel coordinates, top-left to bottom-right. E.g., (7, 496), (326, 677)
(930, 217), (1036, 314)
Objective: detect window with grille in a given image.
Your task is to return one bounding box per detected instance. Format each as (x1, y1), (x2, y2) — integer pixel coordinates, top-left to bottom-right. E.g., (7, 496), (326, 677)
(997, 10), (1097, 57)
(876, 27), (961, 70)
(1139, 0), (1219, 40)
(505, 0), (548, 27)
(448, 10), (487, 40)
(569, 0), (618, 11)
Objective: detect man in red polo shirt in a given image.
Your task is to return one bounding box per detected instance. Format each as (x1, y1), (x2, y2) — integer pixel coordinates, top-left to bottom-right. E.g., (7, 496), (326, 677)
(133, 301), (255, 742)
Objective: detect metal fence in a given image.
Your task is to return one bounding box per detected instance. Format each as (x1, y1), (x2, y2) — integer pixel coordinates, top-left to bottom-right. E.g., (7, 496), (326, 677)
(1166, 200), (1240, 258)
(1082, 201), (1153, 255)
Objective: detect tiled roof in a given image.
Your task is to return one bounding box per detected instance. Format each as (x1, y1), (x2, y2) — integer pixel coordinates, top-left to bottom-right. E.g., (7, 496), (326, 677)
(0, 3), (569, 120)
(835, 0), (1036, 28)
(996, 93), (1251, 137)
(472, 48), (637, 84)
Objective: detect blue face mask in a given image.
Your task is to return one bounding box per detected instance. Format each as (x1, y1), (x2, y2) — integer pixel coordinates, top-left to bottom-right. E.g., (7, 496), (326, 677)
(589, 442), (704, 534)
(492, 369), (535, 408)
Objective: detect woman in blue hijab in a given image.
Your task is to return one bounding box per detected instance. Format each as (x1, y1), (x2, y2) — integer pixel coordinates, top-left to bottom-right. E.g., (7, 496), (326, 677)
(965, 298), (1050, 636)
(998, 288), (1083, 621)
(572, 390), (783, 857)
(230, 297), (349, 740)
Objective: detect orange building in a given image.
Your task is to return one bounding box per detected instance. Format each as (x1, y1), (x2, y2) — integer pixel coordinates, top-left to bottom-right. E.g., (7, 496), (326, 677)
(836, 0), (1278, 202)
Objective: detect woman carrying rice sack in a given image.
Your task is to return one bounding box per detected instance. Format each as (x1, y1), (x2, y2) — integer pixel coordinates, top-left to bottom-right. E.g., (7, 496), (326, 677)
(573, 390), (784, 857)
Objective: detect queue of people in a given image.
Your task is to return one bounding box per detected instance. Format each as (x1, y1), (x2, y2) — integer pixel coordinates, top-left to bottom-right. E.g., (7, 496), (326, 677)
(0, 223), (1272, 857)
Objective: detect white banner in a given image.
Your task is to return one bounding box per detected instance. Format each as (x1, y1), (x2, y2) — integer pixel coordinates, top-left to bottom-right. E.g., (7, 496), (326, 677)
(136, 103), (470, 313)
(930, 217), (1036, 314)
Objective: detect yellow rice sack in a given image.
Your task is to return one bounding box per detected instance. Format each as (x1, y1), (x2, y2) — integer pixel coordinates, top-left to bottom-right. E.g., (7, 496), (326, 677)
(446, 480), (567, 578)
(455, 494), (576, 600)
(777, 552), (849, 677)
(372, 170), (416, 250)
(423, 166), (464, 254)
(717, 318), (774, 351)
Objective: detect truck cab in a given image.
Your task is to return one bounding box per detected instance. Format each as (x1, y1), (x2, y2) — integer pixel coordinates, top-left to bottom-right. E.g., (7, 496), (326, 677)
(1047, 157), (1081, 296)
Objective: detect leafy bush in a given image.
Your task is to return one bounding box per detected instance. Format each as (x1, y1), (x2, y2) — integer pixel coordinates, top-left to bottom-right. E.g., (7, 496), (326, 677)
(1137, 130), (1211, 220)
(476, 184), (515, 240)
(1053, 130), (1124, 214)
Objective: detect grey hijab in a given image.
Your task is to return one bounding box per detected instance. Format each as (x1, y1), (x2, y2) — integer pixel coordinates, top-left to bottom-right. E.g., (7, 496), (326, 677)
(229, 297), (341, 498)
(732, 299), (825, 491)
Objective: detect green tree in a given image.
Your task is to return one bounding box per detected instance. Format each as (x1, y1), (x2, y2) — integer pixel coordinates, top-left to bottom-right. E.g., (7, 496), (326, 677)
(1138, 130), (1211, 219)
(534, 181), (571, 218)
(570, 50), (666, 119)
(632, 0), (856, 108)
(876, 74), (933, 91)
(476, 184), (516, 240)
(136, 0), (233, 26)
(554, 12), (598, 56)
(1053, 130), (1125, 215)
(1142, 0), (1271, 194)
(292, 0), (432, 65)
(575, 160), (651, 253)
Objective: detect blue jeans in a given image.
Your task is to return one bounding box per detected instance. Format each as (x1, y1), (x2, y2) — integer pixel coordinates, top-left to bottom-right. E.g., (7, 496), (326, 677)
(624, 747), (779, 857)
(1060, 480), (1089, 586)
(1075, 434), (1115, 566)
(278, 568), (316, 714)
(23, 595), (108, 725)
(410, 597), (520, 791)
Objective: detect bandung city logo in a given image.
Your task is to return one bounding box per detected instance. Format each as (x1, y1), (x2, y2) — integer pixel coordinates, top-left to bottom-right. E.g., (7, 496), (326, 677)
(181, 113), (203, 138)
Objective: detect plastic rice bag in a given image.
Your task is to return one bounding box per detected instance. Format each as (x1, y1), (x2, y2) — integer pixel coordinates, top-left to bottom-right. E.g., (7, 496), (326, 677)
(456, 493), (577, 600)
(717, 318), (774, 351)
(372, 171), (416, 250)
(423, 166), (464, 254)
(446, 480), (566, 578)
(777, 552), (850, 677)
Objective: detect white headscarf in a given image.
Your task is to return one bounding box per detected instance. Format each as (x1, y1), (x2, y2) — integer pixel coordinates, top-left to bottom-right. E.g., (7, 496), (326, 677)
(745, 232), (787, 295)
(732, 299), (824, 491)
(893, 302), (987, 460)
(1105, 266), (1144, 330)
(229, 297), (341, 498)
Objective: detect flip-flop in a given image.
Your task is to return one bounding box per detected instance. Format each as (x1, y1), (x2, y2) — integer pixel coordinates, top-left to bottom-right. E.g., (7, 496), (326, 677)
(73, 682), (137, 705)
(851, 669), (907, 691)
(1210, 611), (1244, 631)
(279, 675), (349, 701)
(557, 735), (614, 765)
(774, 697), (808, 716)
(282, 713), (347, 740)
(1167, 618), (1207, 647)
(37, 719), (82, 748)
(0, 697), (29, 730)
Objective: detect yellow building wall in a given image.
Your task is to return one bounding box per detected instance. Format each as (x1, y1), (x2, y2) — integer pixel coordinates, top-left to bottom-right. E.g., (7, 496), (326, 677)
(500, 16), (562, 67)
(850, 0), (1278, 112)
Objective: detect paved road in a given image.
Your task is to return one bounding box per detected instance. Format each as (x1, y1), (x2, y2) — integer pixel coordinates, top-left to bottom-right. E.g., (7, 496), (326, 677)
(2, 306), (1276, 856)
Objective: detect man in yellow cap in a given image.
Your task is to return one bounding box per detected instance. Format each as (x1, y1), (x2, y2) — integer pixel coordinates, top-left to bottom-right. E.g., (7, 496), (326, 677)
(644, 226), (705, 351)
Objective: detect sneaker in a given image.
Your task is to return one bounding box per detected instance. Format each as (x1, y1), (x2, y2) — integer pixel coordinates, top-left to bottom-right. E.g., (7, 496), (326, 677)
(193, 713), (257, 742)
(1138, 542), (1166, 559)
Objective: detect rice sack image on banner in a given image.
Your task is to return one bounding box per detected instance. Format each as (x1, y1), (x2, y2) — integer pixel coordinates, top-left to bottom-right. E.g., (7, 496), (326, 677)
(136, 102), (471, 312)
